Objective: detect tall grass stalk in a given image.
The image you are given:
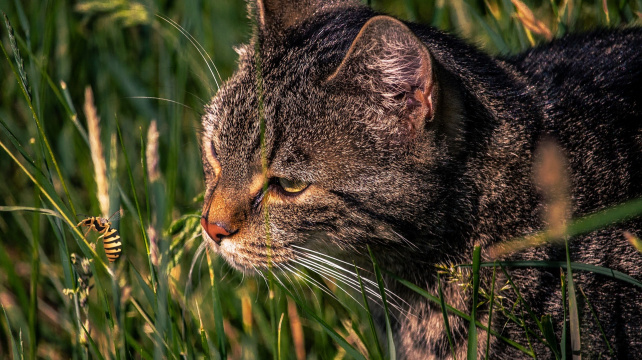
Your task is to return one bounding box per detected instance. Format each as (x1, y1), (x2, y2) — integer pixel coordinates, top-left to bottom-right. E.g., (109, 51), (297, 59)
(1, 1), (641, 358)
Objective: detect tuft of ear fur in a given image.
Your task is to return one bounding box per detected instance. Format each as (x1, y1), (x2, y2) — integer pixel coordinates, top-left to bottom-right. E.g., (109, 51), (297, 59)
(328, 16), (436, 136)
(254, 0), (357, 34)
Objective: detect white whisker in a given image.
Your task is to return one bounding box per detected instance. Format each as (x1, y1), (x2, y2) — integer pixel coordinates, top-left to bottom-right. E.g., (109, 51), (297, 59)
(283, 263), (340, 303)
(183, 240), (209, 323)
(292, 247), (411, 310)
(391, 229), (419, 249)
(187, 240), (209, 291)
(292, 259), (366, 311)
(292, 249), (412, 319)
(251, 264), (270, 290)
(282, 264), (321, 306)
(294, 257), (386, 311)
(156, 14), (221, 90)
(127, 96), (195, 110)
(274, 263), (304, 299)
(291, 245), (369, 271)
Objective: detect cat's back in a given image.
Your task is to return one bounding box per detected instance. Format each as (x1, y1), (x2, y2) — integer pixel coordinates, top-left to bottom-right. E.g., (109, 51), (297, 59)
(510, 28), (642, 92)
(506, 29), (642, 211)
(509, 28), (642, 129)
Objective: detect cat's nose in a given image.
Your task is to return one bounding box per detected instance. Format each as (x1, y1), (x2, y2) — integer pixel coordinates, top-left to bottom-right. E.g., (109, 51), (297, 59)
(201, 217), (233, 245)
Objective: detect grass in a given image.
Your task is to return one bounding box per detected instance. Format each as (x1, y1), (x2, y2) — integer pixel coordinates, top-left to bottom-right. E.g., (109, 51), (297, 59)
(0, 0), (641, 359)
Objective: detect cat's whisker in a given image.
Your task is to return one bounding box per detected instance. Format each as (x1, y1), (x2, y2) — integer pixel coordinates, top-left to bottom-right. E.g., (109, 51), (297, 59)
(295, 257), (382, 302)
(282, 264), (322, 306)
(295, 257), (409, 319)
(127, 96), (195, 111)
(391, 229), (419, 249)
(274, 263), (304, 299)
(294, 252), (411, 316)
(250, 264), (270, 290)
(296, 258), (409, 322)
(187, 240), (209, 291)
(291, 249), (373, 281)
(291, 248), (408, 306)
(220, 261), (234, 282)
(297, 262), (389, 316)
(291, 245), (369, 272)
(155, 14), (221, 90)
(292, 259), (367, 311)
(185, 91), (207, 106)
(285, 262), (342, 304)
(183, 240), (209, 324)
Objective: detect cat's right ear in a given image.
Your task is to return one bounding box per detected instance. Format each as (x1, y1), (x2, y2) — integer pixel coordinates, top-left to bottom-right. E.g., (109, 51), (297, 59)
(327, 16), (436, 138)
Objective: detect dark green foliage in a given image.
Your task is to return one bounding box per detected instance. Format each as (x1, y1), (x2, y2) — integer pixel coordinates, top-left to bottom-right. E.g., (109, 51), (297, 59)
(0, 0), (641, 358)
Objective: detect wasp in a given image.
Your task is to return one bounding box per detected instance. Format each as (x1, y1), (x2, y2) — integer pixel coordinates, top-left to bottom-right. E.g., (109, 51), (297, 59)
(77, 211), (122, 262)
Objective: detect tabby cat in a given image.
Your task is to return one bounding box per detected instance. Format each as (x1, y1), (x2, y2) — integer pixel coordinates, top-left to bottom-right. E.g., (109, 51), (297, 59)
(200, 0), (642, 358)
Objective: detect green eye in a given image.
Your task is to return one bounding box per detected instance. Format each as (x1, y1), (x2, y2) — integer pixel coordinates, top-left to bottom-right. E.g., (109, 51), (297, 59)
(277, 177), (309, 194)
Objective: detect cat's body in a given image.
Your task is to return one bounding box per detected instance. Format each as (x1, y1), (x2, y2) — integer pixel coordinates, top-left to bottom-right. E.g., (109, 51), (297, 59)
(200, 0), (642, 358)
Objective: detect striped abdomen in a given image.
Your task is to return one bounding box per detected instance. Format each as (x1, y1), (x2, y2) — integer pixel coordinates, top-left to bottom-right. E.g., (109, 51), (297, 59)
(102, 228), (122, 262)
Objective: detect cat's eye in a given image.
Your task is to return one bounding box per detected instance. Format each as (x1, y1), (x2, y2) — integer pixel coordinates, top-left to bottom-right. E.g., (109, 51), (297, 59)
(276, 177), (309, 194)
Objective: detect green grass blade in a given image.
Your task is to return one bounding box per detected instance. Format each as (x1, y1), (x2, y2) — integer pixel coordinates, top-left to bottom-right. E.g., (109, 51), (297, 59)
(0, 139), (111, 274)
(560, 269), (567, 359)
(1, 15), (77, 218)
(2, 300), (22, 360)
(355, 263), (383, 360)
(496, 197), (642, 256)
(277, 312), (284, 360)
(0, 205), (65, 219)
(578, 286), (613, 356)
(81, 323), (106, 360)
(130, 262), (157, 311)
(129, 298), (176, 358)
(272, 280), (366, 360)
(28, 192), (40, 360)
(206, 252), (227, 359)
(565, 239), (581, 358)
(10, 33), (85, 146)
(386, 270), (534, 357)
(367, 246), (396, 360)
(125, 332), (154, 360)
(116, 119), (157, 293)
(438, 273), (457, 360)
(468, 261), (642, 289)
(484, 263), (496, 360)
(540, 314), (561, 359)
(200, 323), (211, 359)
(497, 265), (549, 347)
(467, 246), (481, 359)
(0, 116), (39, 169)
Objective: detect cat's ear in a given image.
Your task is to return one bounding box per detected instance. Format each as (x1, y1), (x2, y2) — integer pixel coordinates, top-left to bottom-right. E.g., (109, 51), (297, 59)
(327, 16), (435, 136)
(255, 0), (351, 34)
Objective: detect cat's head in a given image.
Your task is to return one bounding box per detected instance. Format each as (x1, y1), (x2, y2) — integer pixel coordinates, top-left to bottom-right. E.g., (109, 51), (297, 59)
(201, 0), (453, 273)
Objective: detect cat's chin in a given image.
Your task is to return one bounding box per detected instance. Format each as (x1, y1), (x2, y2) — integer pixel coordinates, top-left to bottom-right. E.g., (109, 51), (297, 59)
(201, 229), (296, 274)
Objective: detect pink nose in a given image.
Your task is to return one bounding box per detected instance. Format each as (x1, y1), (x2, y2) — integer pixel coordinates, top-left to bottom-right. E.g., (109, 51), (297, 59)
(201, 217), (231, 244)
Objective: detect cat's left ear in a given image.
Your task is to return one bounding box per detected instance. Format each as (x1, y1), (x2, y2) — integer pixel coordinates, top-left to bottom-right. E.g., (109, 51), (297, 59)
(328, 16), (435, 136)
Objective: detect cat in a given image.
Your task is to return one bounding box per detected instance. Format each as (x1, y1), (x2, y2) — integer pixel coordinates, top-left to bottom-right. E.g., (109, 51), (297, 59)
(200, 0), (642, 358)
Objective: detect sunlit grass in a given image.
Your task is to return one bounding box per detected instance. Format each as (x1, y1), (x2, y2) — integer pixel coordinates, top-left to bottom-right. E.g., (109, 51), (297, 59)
(0, 0), (641, 359)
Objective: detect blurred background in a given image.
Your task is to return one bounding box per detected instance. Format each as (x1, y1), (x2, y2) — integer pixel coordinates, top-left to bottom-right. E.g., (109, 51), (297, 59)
(0, 0), (640, 358)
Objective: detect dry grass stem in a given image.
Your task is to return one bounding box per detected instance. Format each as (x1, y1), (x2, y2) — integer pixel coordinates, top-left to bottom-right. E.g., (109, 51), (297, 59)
(84, 86), (110, 217)
(624, 231), (642, 253)
(288, 297), (306, 360)
(512, 0), (553, 40)
(146, 120), (160, 182)
(489, 140), (570, 258)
